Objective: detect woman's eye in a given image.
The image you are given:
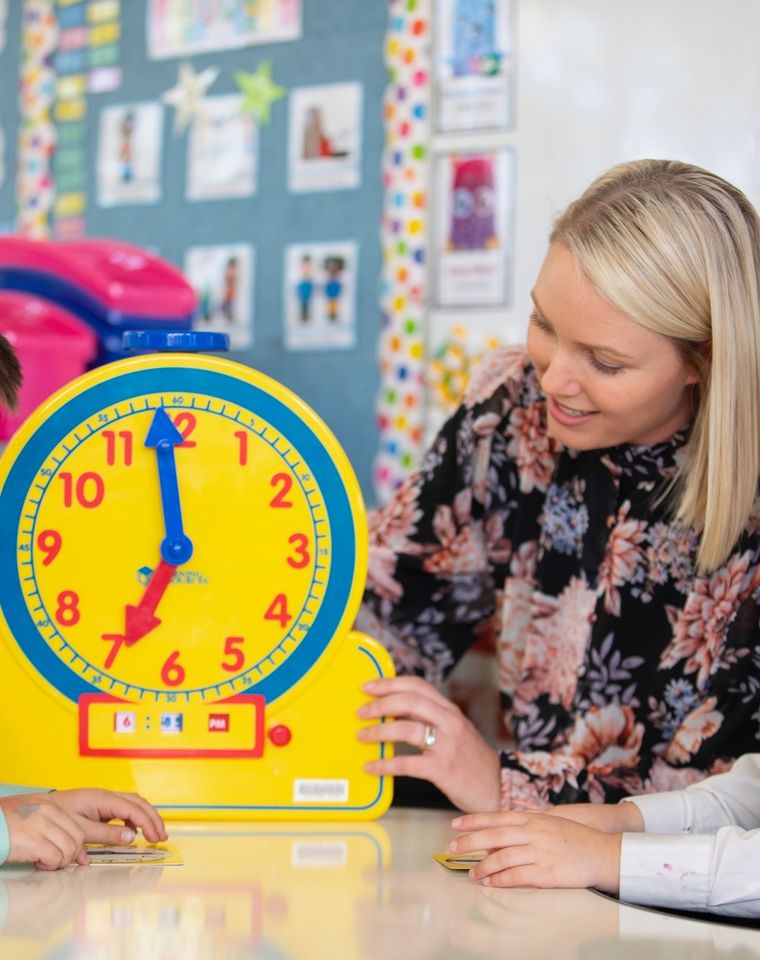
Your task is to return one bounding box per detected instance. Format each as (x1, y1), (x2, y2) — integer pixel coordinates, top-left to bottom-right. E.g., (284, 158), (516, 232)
(529, 311), (551, 331)
(589, 354), (622, 375)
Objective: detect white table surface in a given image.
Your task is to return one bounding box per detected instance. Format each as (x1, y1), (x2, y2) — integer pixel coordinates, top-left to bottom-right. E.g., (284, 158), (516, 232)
(0, 807), (756, 959)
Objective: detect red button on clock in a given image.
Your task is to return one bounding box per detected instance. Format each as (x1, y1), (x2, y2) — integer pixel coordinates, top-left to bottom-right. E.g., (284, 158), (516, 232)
(268, 724), (292, 747)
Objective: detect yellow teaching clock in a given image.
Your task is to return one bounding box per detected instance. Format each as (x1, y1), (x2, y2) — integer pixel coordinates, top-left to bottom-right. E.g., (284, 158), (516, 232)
(0, 332), (394, 819)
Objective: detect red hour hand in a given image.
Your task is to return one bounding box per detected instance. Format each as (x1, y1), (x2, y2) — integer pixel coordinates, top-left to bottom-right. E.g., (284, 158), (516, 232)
(123, 559), (175, 644)
(101, 560), (175, 667)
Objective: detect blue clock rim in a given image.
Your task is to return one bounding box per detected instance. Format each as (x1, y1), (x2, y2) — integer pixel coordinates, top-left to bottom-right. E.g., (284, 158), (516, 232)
(0, 366), (359, 705)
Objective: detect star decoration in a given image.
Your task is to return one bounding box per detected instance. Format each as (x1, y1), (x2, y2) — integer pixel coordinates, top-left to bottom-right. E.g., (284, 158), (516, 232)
(234, 61), (286, 125)
(162, 61), (219, 133)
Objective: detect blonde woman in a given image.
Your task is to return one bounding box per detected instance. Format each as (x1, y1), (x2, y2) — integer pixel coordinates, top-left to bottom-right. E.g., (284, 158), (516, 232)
(357, 159), (760, 815)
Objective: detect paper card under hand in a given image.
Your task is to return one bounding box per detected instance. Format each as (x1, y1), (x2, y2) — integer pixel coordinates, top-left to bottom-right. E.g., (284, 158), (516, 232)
(84, 842), (183, 866)
(433, 851), (486, 871)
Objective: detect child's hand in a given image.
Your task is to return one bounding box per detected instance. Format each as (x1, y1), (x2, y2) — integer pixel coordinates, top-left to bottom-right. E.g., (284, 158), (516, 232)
(2, 793), (88, 870)
(449, 811), (622, 894)
(541, 800), (644, 834)
(51, 788), (167, 846)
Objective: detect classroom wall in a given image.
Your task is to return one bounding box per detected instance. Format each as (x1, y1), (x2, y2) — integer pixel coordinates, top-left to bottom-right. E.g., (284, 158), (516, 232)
(3, 1), (760, 508)
(376, 0), (760, 501)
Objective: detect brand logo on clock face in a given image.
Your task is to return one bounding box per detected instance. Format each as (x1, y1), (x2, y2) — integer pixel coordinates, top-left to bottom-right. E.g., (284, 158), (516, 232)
(136, 566), (209, 586)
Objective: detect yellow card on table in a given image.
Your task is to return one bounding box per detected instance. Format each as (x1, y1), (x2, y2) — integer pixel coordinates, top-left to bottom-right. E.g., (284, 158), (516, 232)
(433, 851), (486, 871)
(84, 842), (183, 866)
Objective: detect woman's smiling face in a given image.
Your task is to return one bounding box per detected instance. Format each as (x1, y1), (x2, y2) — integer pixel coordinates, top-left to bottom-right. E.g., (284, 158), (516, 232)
(526, 243), (699, 451)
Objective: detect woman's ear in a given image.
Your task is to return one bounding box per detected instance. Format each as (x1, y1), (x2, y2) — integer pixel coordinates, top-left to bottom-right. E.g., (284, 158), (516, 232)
(685, 340), (710, 385)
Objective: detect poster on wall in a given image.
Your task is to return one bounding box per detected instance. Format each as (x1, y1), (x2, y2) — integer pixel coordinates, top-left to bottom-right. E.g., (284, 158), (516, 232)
(435, 0), (515, 132)
(185, 243), (254, 351)
(283, 241), (357, 351)
(187, 95), (258, 201)
(288, 83), (362, 192)
(433, 148), (515, 308)
(147, 0), (301, 59)
(97, 102), (163, 207)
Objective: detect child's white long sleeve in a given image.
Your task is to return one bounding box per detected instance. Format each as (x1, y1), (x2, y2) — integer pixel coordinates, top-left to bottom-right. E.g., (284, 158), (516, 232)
(619, 754), (760, 918)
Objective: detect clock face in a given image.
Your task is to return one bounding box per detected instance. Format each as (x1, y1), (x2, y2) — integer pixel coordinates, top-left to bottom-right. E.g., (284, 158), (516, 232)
(0, 355), (366, 705)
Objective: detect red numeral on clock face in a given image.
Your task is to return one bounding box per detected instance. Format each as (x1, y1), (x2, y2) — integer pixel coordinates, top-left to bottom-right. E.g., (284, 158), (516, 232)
(102, 634), (125, 670)
(173, 412), (197, 447)
(102, 429), (133, 466)
(37, 529), (62, 565)
(264, 594), (292, 628)
(221, 636), (245, 672)
(161, 650), (186, 686)
(55, 590), (80, 626)
(287, 532), (310, 569)
(234, 430), (248, 466)
(270, 473), (293, 508)
(59, 471), (105, 508)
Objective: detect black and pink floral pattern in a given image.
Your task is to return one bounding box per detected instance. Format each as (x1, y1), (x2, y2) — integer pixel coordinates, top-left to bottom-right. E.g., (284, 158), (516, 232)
(358, 347), (760, 809)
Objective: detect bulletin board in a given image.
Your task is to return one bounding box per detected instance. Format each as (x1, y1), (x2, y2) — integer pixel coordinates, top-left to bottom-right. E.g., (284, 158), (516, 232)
(0, 0), (387, 502)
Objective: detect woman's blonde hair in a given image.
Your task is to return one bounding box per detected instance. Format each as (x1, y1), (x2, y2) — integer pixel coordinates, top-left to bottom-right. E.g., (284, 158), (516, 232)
(551, 159), (760, 574)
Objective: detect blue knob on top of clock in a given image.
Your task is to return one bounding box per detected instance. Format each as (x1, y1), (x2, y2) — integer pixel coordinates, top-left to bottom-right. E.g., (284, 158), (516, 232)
(123, 330), (230, 353)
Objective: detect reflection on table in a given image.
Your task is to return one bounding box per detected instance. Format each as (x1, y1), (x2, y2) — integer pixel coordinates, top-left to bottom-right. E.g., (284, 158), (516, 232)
(0, 808), (757, 959)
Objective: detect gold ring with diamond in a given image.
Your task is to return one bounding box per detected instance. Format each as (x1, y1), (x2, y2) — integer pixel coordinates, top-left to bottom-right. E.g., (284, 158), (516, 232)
(420, 723), (437, 751)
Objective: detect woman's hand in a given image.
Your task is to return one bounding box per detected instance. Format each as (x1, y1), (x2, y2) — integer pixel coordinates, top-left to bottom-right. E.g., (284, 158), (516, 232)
(449, 810), (622, 894)
(356, 676), (501, 812)
(51, 788), (167, 846)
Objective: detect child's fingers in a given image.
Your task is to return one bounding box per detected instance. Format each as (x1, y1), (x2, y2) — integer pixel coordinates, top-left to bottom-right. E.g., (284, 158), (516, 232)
(470, 845), (535, 883)
(451, 812), (528, 832)
(32, 825), (78, 870)
(106, 793), (166, 842)
(79, 820), (137, 845)
(450, 825), (528, 855)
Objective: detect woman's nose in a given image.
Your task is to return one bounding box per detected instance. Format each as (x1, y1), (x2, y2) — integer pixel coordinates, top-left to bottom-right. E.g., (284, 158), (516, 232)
(539, 350), (582, 397)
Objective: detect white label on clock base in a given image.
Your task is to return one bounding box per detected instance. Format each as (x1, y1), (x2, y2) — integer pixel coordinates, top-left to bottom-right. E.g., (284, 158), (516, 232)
(293, 779), (349, 803)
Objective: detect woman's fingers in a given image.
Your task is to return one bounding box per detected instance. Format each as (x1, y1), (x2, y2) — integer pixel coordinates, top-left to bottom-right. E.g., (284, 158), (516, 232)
(361, 676), (457, 710)
(358, 718), (437, 749)
(358, 675), (502, 812)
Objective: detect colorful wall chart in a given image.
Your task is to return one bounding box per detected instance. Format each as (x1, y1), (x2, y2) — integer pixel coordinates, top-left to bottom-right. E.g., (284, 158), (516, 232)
(374, 0), (431, 504)
(147, 0), (301, 59)
(54, 0), (122, 238)
(375, 0), (517, 500)
(17, 0), (57, 237)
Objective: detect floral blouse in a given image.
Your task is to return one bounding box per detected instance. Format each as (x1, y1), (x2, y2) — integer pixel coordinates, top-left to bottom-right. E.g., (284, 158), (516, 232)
(358, 346), (760, 809)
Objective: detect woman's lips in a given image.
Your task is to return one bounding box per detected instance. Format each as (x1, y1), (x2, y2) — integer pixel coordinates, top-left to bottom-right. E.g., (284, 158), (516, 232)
(547, 396), (598, 426)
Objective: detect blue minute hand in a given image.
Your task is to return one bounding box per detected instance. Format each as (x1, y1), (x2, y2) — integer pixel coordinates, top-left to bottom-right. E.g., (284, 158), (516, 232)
(145, 407), (194, 566)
